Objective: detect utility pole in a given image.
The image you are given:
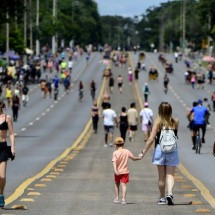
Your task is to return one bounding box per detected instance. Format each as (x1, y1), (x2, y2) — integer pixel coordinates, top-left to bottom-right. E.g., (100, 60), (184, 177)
(24, 0), (27, 49)
(6, 11), (10, 64)
(182, 0), (186, 52)
(29, 0), (33, 50)
(52, 0), (57, 54)
(36, 0), (40, 56)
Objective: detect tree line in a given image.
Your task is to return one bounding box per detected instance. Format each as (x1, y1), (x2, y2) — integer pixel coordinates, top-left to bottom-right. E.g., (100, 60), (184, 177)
(0, 0), (214, 54)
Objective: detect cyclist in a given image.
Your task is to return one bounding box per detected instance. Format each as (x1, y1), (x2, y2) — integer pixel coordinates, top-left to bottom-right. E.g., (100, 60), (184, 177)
(22, 84), (29, 107)
(187, 99), (210, 149)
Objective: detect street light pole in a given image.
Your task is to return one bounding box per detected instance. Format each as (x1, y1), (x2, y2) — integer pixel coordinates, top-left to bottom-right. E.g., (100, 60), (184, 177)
(36, 0), (40, 56)
(182, 0), (186, 52)
(24, 0), (27, 49)
(52, 0), (57, 54)
(6, 11), (10, 64)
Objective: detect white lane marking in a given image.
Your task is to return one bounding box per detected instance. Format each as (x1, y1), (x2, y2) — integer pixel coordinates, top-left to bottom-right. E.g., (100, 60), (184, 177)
(21, 128), (26, 131)
(50, 105), (54, 108)
(42, 113), (46, 116)
(29, 122), (34, 126)
(36, 117), (40, 121)
(46, 109), (50, 112)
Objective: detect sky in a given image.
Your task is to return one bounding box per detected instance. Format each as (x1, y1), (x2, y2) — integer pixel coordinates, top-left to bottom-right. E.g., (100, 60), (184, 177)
(95, 0), (170, 17)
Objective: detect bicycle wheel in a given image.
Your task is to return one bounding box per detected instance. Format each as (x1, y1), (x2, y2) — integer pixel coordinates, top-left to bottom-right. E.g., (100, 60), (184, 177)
(195, 136), (200, 154)
(198, 142), (201, 154)
(195, 143), (199, 154)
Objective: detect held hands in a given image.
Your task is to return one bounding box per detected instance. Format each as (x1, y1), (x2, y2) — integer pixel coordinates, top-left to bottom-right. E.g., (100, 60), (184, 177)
(138, 153), (144, 159)
(138, 151), (146, 159)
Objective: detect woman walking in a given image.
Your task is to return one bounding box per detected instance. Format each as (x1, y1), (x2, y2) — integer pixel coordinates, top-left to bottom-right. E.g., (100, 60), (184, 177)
(119, 107), (129, 141)
(0, 99), (15, 207)
(139, 102), (179, 205)
(91, 101), (99, 134)
(12, 95), (20, 122)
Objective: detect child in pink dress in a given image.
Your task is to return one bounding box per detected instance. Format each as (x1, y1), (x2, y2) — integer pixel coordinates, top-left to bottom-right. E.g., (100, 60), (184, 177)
(112, 137), (141, 205)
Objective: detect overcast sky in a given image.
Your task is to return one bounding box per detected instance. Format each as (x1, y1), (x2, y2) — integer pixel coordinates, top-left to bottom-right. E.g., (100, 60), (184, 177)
(95, 0), (170, 17)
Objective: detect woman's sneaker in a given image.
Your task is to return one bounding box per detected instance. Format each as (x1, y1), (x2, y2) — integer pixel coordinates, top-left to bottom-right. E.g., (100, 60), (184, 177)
(166, 194), (174, 205)
(157, 197), (166, 205)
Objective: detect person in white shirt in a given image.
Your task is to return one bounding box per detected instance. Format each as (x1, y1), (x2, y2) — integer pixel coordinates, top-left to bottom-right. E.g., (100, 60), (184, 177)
(140, 102), (153, 142)
(68, 58), (73, 74)
(102, 103), (118, 147)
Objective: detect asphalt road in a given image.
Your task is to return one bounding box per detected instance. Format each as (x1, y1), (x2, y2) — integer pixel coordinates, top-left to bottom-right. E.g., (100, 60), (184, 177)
(4, 52), (106, 197)
(131, 52), (215, 197)
(3, 51), (215, 212)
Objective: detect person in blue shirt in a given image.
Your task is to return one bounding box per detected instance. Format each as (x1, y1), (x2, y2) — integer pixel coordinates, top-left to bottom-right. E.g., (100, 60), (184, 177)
(188, 99), (210, 149)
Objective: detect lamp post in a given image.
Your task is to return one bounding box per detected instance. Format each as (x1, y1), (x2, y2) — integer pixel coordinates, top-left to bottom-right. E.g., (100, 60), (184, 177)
(6, 11), (9, 64)
(36, 0), (40, 56)
(182, 0), (186, 52)
(52, 0), (57, 54)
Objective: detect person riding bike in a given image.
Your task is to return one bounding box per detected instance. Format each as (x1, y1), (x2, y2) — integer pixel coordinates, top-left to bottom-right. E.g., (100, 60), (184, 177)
(187, 99), (210, 150)
(22, 84), (29, 107)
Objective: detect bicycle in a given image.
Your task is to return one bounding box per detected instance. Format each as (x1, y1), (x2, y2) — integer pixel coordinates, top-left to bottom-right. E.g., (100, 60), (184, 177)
(195, 128), (202, 154)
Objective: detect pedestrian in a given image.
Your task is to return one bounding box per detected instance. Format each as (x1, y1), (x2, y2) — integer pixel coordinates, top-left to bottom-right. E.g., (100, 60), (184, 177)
(134, 67), (139, 80)
(119, 107), (129, 141)
(139, 102), (179, 205)
(127, 102), (138, 142)
(63, 75), (71, 95)
(128, 67), (133, 85)
(211, 91), (215, 112)
(163, 74), (169, 94)
(112, 137), (141, 205)
(139, 102), (153, 142)
(90, 80), (96, 101)
(91, 101), (99, 134)
(5, 85), (13, 108)
(46, 79), (52, 98)
(186, 101), (197, 149)
(68, 57), (73, 74)
(117, 75), (123, 94)
(174, 51), (178, 63)
(190, 73), (196, 89)
(137, 61), (141, 70)
(203, 98), (211, 113)
(78, 81), (84, 102)
(213, 142), (215, 156)
(0, 98), (15, 207)
(102, 103), (118, 147)
(40, 79), (47, 98)
(109, 75), (114, 94)
(12, 95), (20, 122)
(101, 91), (110, 110)
(143, 83), (150, 102)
